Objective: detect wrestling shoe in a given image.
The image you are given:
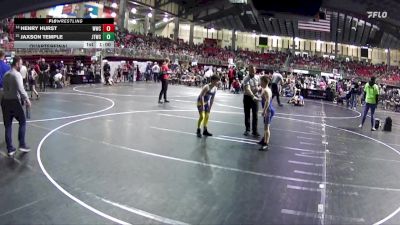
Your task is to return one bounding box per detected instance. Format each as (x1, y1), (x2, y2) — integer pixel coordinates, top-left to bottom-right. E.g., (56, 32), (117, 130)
(259, 144), (269, 151)
(196, 128), (202, 138)
(203, 129), (213, 136)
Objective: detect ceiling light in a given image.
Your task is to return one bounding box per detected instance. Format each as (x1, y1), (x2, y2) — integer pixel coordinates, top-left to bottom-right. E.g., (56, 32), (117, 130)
(131, 8), (137, 13)
(131, 19), (137, 24)
(163, 17), (168, 22)
(111, 12), (116, 18)
(148, 12), (152, 18)
(210, 27), (215, 32)
(385, 49), (389, 53)
(111, 2), (117, 8)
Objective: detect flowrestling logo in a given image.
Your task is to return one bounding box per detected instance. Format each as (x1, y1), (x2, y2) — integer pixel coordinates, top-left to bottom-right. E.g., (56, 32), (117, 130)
(367, 11), (388, 18)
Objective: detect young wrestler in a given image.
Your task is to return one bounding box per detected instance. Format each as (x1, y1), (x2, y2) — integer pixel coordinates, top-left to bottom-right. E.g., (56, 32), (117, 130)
(196, 74), (220, 137)
(259, 76), (275, 151)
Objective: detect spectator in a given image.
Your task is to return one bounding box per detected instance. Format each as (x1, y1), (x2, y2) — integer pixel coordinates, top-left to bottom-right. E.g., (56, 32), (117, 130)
(0, 50), (11, 98)
(232, 78), (241, 94)
(2, 56), (31, 157)
(152, 62), (160, 83)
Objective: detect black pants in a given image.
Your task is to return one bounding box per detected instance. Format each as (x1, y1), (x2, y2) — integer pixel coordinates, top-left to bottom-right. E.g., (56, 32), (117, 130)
(159, 79), (168, 101)
(1, 99), (27, 152)
(153, 73), (158, 82)
(39, 73), (47, 91)
(243, 95), (258, 133)
(228, 78), (233, 90)
(272, 83), (281, 105)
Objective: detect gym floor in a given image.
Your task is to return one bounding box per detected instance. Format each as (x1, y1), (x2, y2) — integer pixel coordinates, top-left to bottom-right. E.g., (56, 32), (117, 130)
(1, 83), (400, 225)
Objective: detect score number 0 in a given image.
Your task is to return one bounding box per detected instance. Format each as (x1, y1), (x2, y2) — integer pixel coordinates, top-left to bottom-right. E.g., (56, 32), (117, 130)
(102, 24), (115, 32)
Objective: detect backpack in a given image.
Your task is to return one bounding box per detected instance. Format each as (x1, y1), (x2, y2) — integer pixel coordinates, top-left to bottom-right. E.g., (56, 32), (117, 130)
(375, 119), (381, 130)
(383, 117), (392, 132)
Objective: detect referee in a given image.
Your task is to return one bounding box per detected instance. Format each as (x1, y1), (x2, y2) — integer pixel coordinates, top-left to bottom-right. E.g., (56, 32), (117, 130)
(243, 65), (261, 137)
(2, 56), (31, 157)
(271, 71), (284, 106)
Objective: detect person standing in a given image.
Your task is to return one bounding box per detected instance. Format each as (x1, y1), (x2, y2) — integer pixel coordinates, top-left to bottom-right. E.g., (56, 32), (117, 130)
(0, 50), (11, 100)
(152, 62), (160, 83)
(271, 71), (284, 106)
(20, 61), (28, 90)
(2, 56), (31, 157)
(136, 65), (141, 81)
(350, 79), (359, 109)
(145, 62), (152, 82)
(243, 65), (261, 137)
(49, 61), (57, 88)
(259, 76), (275, 151)
(228, 66), (235, 90)
(28, 66), (39, 99)
(39, 58), (49, 91)
(103, 61), (111, 85)
(359, 77), (379, 131)
(196, 74), (220, 137)
(158, 59), (170, 104)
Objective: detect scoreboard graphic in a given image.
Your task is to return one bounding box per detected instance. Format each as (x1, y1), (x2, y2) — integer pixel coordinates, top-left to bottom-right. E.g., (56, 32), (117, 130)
(14, 18), (115, 49)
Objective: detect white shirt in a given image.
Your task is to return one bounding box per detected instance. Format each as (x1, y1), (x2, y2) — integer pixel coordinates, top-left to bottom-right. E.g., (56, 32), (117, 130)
(152, 65), (160, 73)
(243, 74), (260, 96)
(20, 65), (28, 79)
(54, 73), (63, 81)
(204, 70), (213, 78)
(271, 72), (283, 84)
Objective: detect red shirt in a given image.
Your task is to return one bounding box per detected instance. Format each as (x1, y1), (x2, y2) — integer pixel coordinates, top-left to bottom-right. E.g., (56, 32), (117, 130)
(161, 64), (169, 80)
(34, 64), (40, 73)
(228, 69), (234, 79)
(232, 81), (240, 89)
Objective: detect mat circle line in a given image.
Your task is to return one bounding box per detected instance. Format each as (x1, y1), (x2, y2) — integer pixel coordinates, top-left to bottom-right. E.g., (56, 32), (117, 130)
(73, 86), (198, 98)
(37, 109), (399, 225)
(5, 92), (115, 124)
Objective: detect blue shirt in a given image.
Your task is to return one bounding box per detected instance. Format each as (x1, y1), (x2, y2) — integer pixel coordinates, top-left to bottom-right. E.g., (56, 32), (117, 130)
(0, 60), (11, 89)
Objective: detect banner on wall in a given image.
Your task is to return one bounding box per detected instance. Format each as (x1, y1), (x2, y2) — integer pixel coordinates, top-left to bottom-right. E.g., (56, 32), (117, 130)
(84, 4), (99, 18)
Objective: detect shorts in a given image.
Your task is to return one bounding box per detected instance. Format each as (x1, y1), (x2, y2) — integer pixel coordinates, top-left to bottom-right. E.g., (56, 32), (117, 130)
(197, 100), (211, 112)
(264, 108), (275, 125)
(264, 114), (271, 125)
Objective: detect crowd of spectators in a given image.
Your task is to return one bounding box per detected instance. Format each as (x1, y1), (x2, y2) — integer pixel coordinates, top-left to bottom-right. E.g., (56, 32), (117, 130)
(1, 18), (400, 86)
(0, 19), (14, 50)
(114, 29), (287, 68)
(290, 54), (400, 85)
